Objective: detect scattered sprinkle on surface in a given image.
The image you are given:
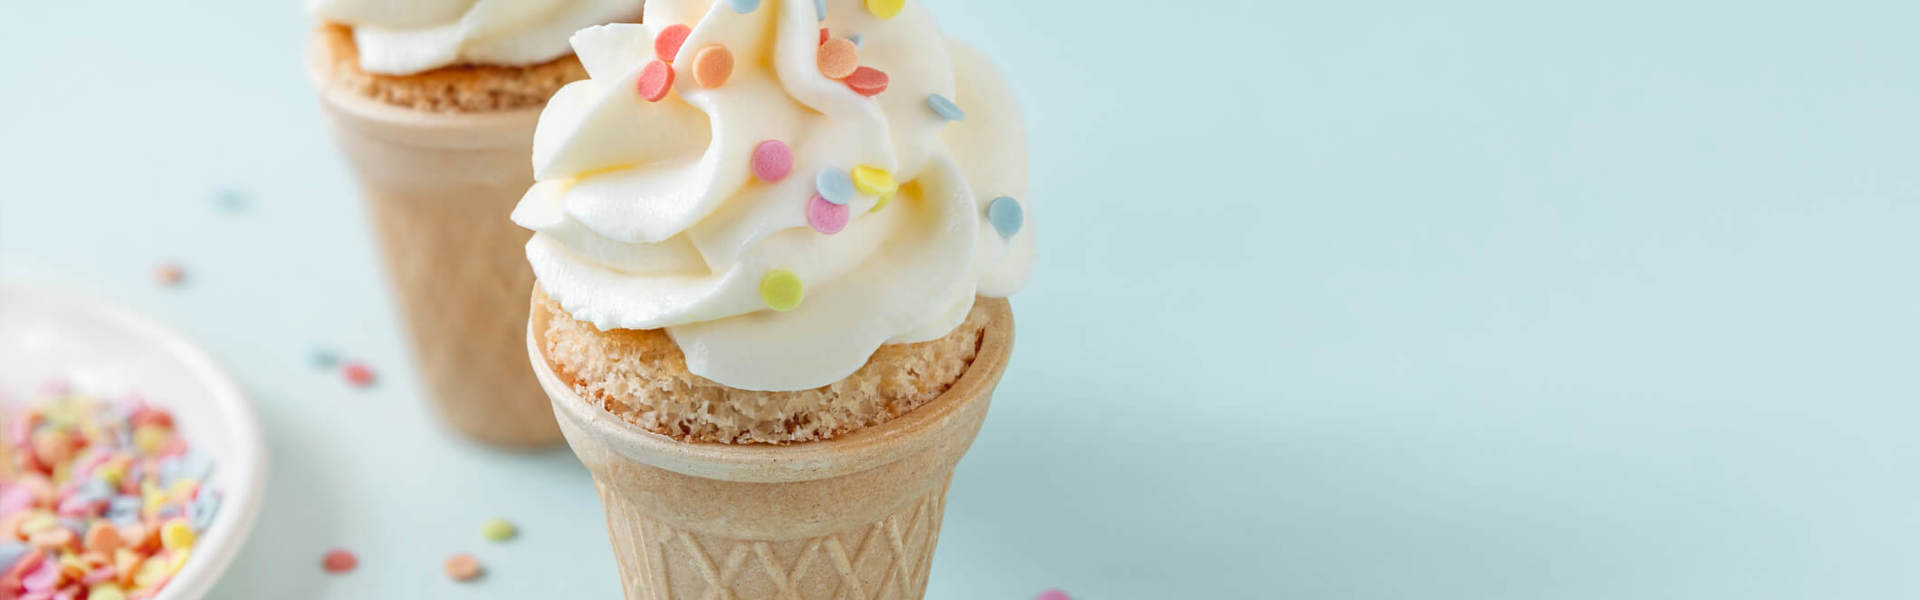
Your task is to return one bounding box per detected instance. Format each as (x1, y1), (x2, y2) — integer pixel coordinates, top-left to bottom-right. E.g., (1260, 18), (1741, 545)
(154, 263), (186, 287)
(214, 189), (248, 212)
(1037, 590), (1073, 600)
(309, 347), (339, 369)
(322, 549), (357, 574)
(481, 518), (517, 542)
(443, 553), (483, 582)
(342, 362), (376, 388)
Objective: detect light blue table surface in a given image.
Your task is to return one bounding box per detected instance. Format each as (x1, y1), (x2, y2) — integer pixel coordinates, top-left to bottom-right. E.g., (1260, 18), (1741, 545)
(5, 0), (1920, 597)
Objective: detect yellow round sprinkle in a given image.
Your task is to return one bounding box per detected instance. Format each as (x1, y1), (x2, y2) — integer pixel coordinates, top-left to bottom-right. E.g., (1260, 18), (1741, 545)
(96, 461), (127, 485)
(20, 512), (57, 534)
(160, 519), (195, 550)
(866, 0), (903, 19)
(133, 552), (173, 588)
(850, 166), (896, 197)
(870, 192), (892, 213)
(760, 270), (804, 312)
(481, 518), (517, 542)
(133, 426), (168, 454)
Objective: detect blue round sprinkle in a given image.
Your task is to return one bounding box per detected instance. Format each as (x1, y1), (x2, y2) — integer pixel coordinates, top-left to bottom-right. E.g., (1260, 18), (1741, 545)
(987, 196), (1023, 238)
(927, 93), (965, 122)
(848, 33), (863, 47)
(816, 167), (855, 205)
(814, 0), (827, 20)
(729, 0), (761, 13)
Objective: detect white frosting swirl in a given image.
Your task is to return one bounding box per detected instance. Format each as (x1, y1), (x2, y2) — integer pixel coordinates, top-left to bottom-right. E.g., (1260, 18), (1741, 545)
(512, 0), (1033, 391)
(309, 0), (644, 75)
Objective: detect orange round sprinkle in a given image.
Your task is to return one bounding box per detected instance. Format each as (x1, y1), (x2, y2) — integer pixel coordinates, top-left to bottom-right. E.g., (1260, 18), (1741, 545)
(845, 66), (889, 96)
(818, 38), (859, 80)
(693, 45), (734, 89)
(444, 553), (483, 582)
(322, 549), (357, 574)
(637, 60), (674, 102)
(654, 24), (692, 62)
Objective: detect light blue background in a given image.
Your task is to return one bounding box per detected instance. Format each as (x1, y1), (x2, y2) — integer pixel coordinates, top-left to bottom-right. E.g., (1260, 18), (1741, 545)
(4, 0), (1919, 597)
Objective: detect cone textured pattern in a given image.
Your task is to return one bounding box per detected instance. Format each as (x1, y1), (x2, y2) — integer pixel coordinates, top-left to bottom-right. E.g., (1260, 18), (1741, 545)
(598, 479), (952, 600)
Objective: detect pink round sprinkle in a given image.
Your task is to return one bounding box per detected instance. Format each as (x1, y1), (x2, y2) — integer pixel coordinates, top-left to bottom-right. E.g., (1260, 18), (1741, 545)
(1037, 590), (1073, 600)
(343, 363), (376, 388)
(845, 66), (889, 96)
(807, 194), (850, 235)
(20, 559), (56, 591)
(654, 24), (692, 62)
(323, 549), (358, 574)
(750, 140), (793, 183)
(637, 60), (675, 102)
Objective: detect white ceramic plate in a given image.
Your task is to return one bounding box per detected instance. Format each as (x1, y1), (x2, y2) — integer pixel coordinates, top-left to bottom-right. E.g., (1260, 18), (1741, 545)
(0, 284), (266, 599)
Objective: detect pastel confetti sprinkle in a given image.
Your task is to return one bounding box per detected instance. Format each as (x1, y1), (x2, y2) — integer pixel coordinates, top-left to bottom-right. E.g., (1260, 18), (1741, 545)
(846, 66), (889, 96)
(693, 44), (734, 89)
(870, 192), (892, 214)
(815, 167), (855, 205)
(343, 362), (376, 388)
(760, 270), (804, 312)
(214, 188), (248, 212)
(988, 196), (1024, 238)
(444, 553), (484, 582)
(481, 518), (517, 542)
(727, 0), (760, 13)
(322, 549), (357, 574)
(154, 263), (185, 287)
(159, 519), (194, 550)
(1037, 590), (1073, 600)
(309, 347), (338, 369)
(850, 165), (897, 196)
(807, 194), (850, 235)
(750, 140), (793, 182)
(654, 24), (692, 62)
(636, 60), (675, 102)
(818, 38), (859, 79)
(848, 33), (863, 47)
(814, 0), (826, 20)
(0, 387), (221, 599)
(927, 93), (965, 121)
(866, 0), (904, 19)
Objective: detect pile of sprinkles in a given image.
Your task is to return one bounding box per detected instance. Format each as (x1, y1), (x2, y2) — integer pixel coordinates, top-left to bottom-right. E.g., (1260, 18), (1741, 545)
(0, 386), (220, 599)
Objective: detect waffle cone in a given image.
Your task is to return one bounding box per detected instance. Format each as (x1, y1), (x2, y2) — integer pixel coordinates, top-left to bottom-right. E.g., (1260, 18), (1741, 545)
(311, 62), (561, 447)
(529, 294), (1014, 599)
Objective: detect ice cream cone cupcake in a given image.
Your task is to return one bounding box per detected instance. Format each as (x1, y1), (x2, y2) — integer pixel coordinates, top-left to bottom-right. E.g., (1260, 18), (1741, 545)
(516, 0), (1034, 596)
(306, 0), (644, 447)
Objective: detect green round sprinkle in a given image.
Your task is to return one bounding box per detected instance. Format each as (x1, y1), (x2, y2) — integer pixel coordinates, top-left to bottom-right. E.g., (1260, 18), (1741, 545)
(481, 518), (517, 542)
